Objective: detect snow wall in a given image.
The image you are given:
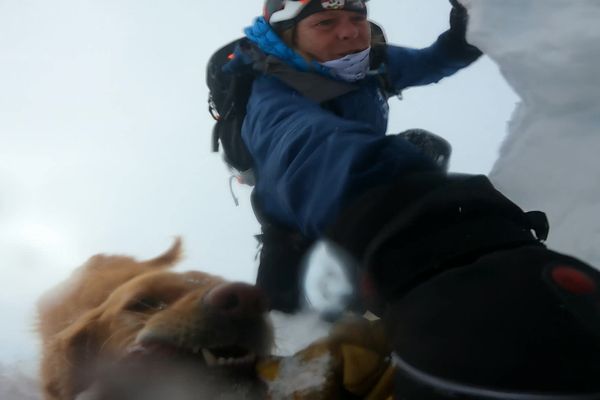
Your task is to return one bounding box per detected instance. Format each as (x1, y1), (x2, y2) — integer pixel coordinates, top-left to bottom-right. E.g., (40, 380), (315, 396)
(466, 0), (600, 267)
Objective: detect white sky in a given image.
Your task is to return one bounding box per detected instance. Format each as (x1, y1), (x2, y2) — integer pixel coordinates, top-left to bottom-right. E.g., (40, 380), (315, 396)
(0, 0), (518, 365)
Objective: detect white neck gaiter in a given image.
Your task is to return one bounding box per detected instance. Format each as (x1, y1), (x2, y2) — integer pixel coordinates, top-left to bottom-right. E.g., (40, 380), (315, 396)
(320, 47), (371, 82)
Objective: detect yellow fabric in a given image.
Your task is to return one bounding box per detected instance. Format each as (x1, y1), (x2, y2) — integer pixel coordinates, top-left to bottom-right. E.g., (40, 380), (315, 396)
(256, 316), (394, 400)
(259, 357), (283, 381)
(341, 344), (385, 395)
(365, 365), (395, 400)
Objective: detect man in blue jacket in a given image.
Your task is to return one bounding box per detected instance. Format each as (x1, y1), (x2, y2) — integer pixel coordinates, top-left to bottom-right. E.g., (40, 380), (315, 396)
(238, 0), (481, 312)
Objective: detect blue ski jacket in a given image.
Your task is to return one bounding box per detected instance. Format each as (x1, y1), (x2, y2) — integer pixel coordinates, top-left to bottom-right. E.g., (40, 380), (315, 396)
(241, 17), (481, 239)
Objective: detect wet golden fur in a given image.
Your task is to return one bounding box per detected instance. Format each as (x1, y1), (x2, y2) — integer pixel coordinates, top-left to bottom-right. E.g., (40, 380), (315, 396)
(37, 239), (272, 400)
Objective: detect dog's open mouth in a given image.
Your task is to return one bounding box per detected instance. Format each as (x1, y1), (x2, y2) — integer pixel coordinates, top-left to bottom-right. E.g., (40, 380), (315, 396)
(125, 341), (257, 369)
(202, 345), (256, 367)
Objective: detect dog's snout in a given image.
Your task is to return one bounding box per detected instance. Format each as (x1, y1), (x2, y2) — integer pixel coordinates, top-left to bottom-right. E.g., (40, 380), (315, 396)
(204, 282), (268, 317)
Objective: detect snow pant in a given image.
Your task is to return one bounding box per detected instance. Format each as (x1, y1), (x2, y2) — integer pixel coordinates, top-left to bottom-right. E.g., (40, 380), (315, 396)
(254, 210), (313, 314)
(390, 245), (600, 399)
(327, 172), (600, 397)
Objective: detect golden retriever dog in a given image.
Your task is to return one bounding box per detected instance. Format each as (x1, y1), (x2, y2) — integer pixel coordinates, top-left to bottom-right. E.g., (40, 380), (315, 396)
(37, 238), (273, 400)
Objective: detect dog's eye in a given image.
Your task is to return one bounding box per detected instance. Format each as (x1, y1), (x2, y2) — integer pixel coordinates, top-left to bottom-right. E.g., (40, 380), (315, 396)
(126, 298), (167, 313)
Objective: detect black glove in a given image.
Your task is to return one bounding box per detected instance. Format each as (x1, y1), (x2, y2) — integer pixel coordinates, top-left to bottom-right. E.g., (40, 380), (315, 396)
(449, 0), (470, 39)
(442, 0), (483, 59)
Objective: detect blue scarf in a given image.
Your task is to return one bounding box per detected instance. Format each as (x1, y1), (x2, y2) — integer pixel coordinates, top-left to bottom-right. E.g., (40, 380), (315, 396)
(244, 17), (335, 78)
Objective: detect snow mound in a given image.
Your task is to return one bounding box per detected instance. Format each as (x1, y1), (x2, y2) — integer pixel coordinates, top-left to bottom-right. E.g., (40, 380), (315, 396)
(467, 0), (600, 267)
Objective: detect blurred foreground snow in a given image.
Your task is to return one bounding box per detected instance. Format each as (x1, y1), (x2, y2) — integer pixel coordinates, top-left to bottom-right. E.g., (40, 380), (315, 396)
(0, 362), (42, 400)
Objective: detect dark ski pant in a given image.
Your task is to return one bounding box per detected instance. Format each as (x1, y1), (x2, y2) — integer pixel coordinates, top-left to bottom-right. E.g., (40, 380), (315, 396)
(328, 172), (600, 397)
(390, 245), (600, 399)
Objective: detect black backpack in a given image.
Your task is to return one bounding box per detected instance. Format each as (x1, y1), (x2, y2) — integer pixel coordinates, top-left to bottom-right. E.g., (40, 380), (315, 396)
(206, 37), (256, 185)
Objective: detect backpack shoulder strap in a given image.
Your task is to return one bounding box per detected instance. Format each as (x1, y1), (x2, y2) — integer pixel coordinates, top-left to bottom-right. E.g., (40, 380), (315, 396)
(261, 55), (359, 103)
(207, 37), (256, 173)
(369, 21), (401, 98)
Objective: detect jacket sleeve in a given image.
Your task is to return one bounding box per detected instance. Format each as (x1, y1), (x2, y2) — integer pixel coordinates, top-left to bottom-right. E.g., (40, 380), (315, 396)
(242, 76), (435, 238)
(386, 30), (482, 91)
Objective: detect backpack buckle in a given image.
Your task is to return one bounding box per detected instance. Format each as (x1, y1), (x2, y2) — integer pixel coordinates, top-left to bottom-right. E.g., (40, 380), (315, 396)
(208, 95), (221, 121)
(526, 211), (549, 241)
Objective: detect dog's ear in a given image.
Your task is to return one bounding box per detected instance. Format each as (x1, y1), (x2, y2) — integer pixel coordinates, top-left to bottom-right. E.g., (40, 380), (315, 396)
(41, 308), (103, 400)
(141, 237), (183, 270)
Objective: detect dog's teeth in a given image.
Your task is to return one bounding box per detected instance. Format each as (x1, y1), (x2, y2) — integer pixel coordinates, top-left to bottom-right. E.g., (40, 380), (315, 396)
(202, 349), (257, 367)
(202, 349), (217, 366)
(230, 353), (256, 365)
